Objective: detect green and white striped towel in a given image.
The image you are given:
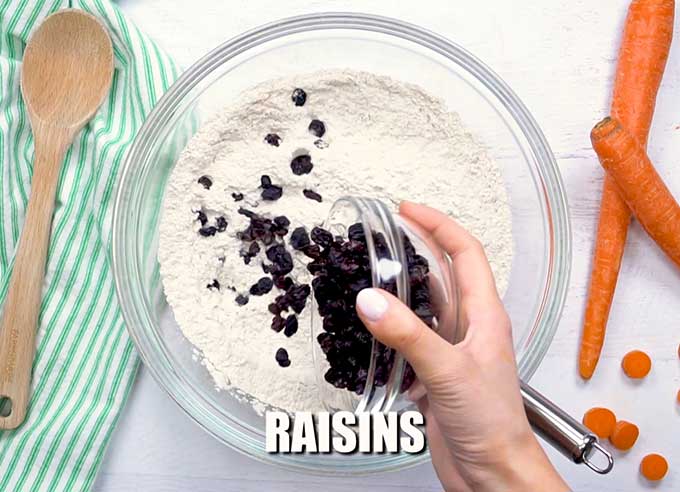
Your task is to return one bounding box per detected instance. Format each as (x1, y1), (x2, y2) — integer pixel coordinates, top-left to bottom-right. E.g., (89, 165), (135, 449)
(0, 1), (178, 490)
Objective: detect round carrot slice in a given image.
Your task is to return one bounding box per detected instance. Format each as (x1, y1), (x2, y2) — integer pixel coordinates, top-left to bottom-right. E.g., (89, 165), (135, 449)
(609, 420), (639, 450)
(621, 350), (652, 379)
(582, 407), (616, 439)
(640, 454), (668, 481)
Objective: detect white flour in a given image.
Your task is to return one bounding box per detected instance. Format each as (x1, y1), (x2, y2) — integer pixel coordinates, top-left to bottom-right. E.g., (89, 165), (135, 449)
(158, 70), (512, 414)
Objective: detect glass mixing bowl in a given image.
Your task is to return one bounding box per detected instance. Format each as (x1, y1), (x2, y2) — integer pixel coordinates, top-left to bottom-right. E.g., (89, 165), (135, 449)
(112, 13), (571, 474)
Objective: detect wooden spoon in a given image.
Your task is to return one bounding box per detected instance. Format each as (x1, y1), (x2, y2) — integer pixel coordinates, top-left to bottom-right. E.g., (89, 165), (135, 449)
(0, 9), (113, 429)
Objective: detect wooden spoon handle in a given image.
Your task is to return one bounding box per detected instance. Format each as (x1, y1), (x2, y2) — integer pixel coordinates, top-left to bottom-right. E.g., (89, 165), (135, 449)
(0, 129), (66, 429)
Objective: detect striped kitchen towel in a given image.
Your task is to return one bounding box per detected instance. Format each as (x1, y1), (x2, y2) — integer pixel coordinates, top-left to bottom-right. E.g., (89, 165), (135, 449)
(0, 1), (179, 490)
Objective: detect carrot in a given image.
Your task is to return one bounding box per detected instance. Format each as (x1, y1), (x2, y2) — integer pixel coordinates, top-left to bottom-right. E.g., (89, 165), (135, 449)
(621, 349), (652, 378)
(592, 117), (680, 267)
(640, 453), (668, 481)
(611, 0), (676, 145)
(582, 407), (617, 438)
(579, 0), (675, 380)
(676, 389), (680, 403)
(609, 420), (639, 450)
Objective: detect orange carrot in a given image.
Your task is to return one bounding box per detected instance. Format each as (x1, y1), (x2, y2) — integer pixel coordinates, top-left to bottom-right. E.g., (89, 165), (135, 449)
(640, 453), (668, 481)
(676, 389), (680, 403)
(621, 350), (652, 378)
(609, 420), (639, 450)
(592, 117), (680, 267)
(611, 0), (676, 145)
(580, 0), (674, 380)
(582, 407), (617, 439)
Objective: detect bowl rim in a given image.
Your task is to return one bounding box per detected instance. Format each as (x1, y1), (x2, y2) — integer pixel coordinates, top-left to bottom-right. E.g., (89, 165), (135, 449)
(112, 11), (571, 475)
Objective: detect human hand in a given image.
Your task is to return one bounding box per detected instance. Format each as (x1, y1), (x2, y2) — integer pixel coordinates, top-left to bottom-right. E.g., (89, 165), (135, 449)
(355, 202), (568, 492)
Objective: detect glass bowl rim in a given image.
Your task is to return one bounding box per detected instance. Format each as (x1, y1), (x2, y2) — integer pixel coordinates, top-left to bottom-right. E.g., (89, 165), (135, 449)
(111, 11), (571, 475)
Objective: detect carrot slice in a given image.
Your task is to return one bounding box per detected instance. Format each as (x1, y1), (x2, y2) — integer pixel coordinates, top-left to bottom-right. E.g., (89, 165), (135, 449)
(621, 350), (652, 379)
(580, 0), (675, 380)
(592, 117), (680, 267)
(640, 453), (668, 481)
(583, 407), (617, 438)
(609, 420), (639, 450)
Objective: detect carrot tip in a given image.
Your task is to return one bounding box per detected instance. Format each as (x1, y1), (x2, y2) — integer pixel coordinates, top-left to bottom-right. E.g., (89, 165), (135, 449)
(579, 355), (597, 379)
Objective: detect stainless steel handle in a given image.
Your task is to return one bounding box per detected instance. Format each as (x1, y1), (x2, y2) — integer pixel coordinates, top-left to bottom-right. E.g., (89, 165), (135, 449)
(521, 381), (614, 474)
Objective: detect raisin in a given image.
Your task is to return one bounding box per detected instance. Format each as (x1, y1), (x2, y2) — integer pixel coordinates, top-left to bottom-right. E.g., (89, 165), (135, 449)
(197, 175), (212, 189)
(250, 277), (274, 296)
(287, 284), (311, 314)
(215, 216), (228, 232)
(264, 133), (281, 146)
(347, 223), (365, 242)
(195, 210), (208, 226)
(271, 315), (285, 333)
(302, 244), (321, 259)
(265, 244), (293, 276)
(272, 216), (290, 236)
(303, 189), (322, 202)
(238, 207), (257, 219)
(274, 216), (290, 228)
(289, 227), (310, 250)
(274, 275), (294, 291)
(310, 227), (333, 248)
(261, 185), (283, 201)
(268, 302), (281, 315)
(291, 88), (307, 107)
(199, 226), (217, 237)
(290, 155), (313, 175)
(284, 315), (298, 337)
(308, 119), (326, 138)
(275, 348), (291, 367)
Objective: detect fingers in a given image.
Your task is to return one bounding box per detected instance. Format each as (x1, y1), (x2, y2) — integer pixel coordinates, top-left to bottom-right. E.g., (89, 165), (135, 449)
(356, 288), (463, 385)
(399, 201), (511, 341)
(399, 201), (501, 306)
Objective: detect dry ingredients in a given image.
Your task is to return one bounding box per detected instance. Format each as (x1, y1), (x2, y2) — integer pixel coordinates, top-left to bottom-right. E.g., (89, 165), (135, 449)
(158, 69), (513, 414)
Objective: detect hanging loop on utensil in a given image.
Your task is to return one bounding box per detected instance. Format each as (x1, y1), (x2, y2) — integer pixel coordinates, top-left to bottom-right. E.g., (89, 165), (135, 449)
(584, 441), (615, 475)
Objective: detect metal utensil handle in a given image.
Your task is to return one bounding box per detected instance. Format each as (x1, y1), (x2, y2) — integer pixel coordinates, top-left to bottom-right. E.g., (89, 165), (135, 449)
(520, 381), (613, 474)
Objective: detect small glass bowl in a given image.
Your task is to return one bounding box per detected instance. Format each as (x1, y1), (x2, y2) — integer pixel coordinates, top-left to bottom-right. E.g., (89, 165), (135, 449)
(312, 197), (461, 414)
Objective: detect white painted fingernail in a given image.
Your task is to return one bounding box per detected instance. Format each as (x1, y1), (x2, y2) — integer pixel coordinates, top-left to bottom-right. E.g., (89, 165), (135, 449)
(356, 289), (389, 322)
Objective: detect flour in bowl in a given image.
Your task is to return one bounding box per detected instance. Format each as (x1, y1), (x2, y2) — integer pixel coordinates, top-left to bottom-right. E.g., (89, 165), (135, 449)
(158, 69), (512, 414)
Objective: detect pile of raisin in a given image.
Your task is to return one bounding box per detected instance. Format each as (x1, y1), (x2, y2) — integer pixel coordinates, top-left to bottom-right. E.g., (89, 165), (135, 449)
(234, 208), (312, 332)
(302, 223), (433, 394)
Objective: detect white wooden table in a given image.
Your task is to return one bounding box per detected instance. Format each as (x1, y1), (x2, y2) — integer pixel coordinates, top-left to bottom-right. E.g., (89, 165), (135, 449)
(94, 1), (680, 490)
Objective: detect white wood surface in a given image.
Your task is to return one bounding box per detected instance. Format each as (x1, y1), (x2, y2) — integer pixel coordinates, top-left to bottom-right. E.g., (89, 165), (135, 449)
(94, 1), (680, 490)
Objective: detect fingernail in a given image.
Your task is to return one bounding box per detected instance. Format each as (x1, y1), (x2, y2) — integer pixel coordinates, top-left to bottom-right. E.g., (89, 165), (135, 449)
(356, 289), (389, 322)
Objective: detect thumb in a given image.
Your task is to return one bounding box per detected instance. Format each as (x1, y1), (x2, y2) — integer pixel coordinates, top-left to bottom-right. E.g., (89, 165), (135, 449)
(355, 288), (461, 385)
